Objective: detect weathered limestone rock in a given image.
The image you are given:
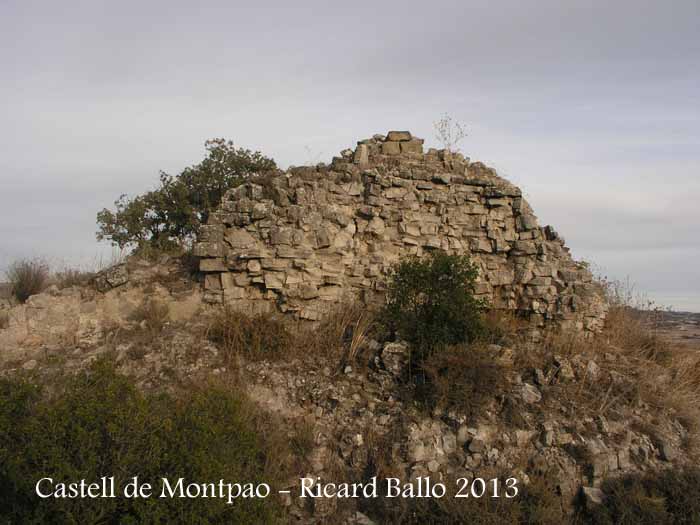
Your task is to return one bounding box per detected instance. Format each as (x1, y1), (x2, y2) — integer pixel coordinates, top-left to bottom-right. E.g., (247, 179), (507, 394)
(194, 131), (608, 334)
(386, 130), (412, 142)
(94, 264), (129, 292)
(581, 486), (605, 507)
(381, 141), (401, 155)
(353, 144), (369, 167)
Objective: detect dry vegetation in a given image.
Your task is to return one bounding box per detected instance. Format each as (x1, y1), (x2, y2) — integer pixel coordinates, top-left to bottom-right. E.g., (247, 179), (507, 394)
(206, 299), (376, 370)
(128, 297), (170, 338)
(2, 251), (130, 305)
(5, 258), (49, 303)
(419, 342), (510, 419)
(518, 303), (700, 458)
(195, 272), (700, 523)
(2, 247), (698, 523)
(207, 308), (295, 363)
(581, 467), (700, 525)
(52, 267), (95, 289)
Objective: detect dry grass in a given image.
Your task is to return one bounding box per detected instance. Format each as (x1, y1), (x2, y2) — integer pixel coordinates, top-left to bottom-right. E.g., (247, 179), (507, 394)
(289, 417), (316, 459)
(481, 308), (529, 344)
(207, 307), (294, 363)
(128, 298), (170, 339)
(205, 300), (377, 372)
(418, 342), (510, 419)
(53, 268), (95, 289)
(599, 306), (700, 453)
(581, 467), (700, 524)
(0, 310), (9, 330)
(302, 300), (377, 367)
(498, 297), (700, 457)
(6, 258), (49, 303)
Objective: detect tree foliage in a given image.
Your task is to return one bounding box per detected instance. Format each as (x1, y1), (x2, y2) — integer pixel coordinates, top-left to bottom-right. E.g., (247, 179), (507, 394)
(96, 139), (276, 250)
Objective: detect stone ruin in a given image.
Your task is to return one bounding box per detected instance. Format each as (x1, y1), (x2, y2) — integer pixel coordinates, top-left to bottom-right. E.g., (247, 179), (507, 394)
(194, 131), (607, 334)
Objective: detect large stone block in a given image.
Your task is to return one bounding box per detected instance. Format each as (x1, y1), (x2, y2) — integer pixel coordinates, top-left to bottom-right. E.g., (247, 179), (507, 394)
(518, 214), (539, 231)
(353, 144), (369, 166)
(513, 240), (537, 255)
(263, 272), (285, 290)
(199, 258), (227, 272)
(224, 229), (257, 249)
(385, 187), (408, 200)
(470, 238), (493, 253)
(381, 141), (401, 155)
(193, 242), (223, 258)
(204, 274), (222, 291)
(386, 131), (412, 142)
(198, 224), (224, 242)
(400, 140), (423, 154)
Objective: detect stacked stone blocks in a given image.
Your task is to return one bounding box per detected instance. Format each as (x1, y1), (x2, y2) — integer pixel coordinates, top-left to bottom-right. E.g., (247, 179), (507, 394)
(194, 131), (607, 333)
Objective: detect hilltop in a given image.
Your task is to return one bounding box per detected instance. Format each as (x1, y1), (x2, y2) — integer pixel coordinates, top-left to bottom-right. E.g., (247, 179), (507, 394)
(0, 133), (698, 524)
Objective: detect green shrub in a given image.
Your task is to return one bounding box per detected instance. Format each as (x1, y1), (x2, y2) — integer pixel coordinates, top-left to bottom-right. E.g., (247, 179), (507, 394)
(207, 309), (294, 363)
(97, 138), (276, 250)
(0, 358), (286, 524)
(382, 251), (485, 365)
(582, 468), (700, 525)
(6, 258), (49, 303)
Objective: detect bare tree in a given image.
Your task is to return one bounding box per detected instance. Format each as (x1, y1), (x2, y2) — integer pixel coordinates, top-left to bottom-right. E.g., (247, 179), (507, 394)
(434, 114), (467, 153)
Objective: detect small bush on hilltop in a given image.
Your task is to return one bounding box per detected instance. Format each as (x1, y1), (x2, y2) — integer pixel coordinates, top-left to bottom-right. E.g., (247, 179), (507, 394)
(0, 357), (286, 524)
(382, 251), (485, 366)
(97, 138), (276, 251)
(6, 258), (49, 303)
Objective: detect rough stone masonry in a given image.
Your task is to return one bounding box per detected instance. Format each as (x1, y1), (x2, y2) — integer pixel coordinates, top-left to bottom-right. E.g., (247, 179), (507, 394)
(194, 131), (607, 334)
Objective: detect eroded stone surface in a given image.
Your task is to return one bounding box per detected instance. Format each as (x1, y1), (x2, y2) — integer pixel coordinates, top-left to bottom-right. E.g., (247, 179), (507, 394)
(196, 131), (607, 334)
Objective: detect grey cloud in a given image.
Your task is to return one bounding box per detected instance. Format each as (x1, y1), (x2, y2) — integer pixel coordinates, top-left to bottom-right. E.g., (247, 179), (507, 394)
(1, 0), (698, 309)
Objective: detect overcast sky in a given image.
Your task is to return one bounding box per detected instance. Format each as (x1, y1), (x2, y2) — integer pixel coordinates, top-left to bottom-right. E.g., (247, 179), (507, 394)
(1, 0), (698, 310)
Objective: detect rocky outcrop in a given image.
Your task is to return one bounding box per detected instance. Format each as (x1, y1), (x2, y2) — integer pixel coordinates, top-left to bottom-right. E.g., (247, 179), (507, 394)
(0, 257), (202, 361)
(195, 131), (607, 333)
(0, 255), (690, 523)
(243, 342), (690, 521)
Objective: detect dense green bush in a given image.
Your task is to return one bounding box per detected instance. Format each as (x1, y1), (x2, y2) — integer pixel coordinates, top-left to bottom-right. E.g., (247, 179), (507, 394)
(5, 258), (49, 303)
(582, 468), (700, 525)
(97, 139), (276, 250)
(0, 358), (285, 524)
(382, 251), (485, 365)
